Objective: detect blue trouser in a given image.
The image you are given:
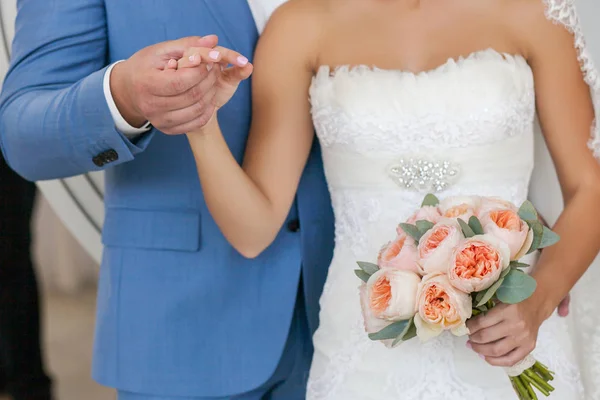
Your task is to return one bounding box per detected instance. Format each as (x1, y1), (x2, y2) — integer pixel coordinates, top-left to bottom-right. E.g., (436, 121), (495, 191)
(118, 279), (312, 400)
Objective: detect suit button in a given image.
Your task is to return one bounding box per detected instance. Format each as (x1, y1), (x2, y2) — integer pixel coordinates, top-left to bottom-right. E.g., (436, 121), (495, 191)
(93, 149), (119, 167)
(287, 219), (300, 233)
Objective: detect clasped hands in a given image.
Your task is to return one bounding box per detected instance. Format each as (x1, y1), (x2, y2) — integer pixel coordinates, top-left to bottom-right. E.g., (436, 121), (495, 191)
(110, 35), (253, 135)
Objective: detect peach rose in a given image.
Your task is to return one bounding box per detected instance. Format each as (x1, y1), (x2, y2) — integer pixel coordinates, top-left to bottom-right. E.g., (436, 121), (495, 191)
(404, 205), (442, 226)
(439, 196), (481, 221)
(378, 234), (420, 273)
(417, 218), (462, 274)
(414, 273), (472, 341)
(478, 197), (518, 215)
(480, 208), (533, 260)
(448, 234), (510, 293)
(362, 269), (421, 322)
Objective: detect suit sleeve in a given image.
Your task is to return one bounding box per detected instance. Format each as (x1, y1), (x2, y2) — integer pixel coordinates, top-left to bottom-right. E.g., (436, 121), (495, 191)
(0, 0), (154, 181)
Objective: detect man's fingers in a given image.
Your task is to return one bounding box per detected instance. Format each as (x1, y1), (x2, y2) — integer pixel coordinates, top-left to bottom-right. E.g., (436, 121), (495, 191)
(156, 35), (220, 61)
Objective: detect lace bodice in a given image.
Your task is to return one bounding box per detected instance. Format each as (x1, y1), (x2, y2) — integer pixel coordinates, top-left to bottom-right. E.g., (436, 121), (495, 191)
(306, 49), (584, 399)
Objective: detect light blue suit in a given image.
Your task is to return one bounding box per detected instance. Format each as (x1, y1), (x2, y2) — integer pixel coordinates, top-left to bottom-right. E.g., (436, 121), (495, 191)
(0, 0), (334, 398)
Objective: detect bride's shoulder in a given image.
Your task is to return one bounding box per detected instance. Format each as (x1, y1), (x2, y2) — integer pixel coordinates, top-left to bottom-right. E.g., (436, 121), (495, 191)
(498, 0), (578, 60)
(266, 0), (329, 29)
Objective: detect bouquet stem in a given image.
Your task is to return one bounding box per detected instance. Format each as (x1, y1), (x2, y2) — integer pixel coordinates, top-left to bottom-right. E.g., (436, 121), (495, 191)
(509, 363), (554, 399)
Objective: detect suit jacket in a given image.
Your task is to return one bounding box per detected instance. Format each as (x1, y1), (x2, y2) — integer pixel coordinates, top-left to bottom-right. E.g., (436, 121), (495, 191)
(0, 0), (334, 396)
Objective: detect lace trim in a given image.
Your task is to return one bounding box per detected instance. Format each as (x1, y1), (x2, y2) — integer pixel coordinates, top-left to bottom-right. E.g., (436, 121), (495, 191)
(543, 0), (600, 157)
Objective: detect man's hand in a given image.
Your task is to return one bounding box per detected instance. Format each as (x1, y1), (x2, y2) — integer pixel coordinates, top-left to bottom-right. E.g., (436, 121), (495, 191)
(110, 35), (221, 134)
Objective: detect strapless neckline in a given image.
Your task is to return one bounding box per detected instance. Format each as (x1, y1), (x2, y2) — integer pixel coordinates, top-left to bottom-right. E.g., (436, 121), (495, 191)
(315, 48), (530, 79)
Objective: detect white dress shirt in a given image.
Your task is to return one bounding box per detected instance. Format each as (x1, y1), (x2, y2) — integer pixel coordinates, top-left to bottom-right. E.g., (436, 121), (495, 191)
(103, 0), (287, 139)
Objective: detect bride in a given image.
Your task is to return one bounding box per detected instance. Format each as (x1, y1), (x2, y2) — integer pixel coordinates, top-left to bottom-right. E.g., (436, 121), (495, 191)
(177, 0), (600, 398)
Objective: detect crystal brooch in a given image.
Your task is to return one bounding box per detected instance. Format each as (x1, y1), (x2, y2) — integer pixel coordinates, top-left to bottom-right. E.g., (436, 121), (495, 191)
(388, 158), (460, 192)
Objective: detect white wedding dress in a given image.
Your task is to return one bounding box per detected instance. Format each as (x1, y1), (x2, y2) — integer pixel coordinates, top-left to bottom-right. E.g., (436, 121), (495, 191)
(304, 2), (600, 398)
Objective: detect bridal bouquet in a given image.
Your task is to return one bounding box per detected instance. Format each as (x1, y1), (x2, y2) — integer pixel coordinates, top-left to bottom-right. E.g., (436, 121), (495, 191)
(355, 194), (560, 400)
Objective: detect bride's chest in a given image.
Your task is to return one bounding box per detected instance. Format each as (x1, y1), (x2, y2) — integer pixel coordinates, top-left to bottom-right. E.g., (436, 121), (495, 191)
(309, 49), (536, 155)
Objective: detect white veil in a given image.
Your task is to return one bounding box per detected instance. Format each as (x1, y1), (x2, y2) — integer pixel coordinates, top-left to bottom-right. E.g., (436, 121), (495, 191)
(529, 1), (600, 398)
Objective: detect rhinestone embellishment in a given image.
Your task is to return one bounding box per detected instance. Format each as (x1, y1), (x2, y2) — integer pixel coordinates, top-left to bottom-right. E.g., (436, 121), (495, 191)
(388, 158), (460, 192)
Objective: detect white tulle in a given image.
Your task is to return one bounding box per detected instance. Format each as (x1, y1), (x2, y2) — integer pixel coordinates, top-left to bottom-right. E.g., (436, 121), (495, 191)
(305, 1), (600, 396)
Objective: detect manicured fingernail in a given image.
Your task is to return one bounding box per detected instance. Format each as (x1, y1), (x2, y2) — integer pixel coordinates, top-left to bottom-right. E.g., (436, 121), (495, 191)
(466, 341), (472, 349)
(209, 51), (220, 60)
(237, 56), (248, 66)
(189, 54), (200, 63)
(479, 354), (486, 360)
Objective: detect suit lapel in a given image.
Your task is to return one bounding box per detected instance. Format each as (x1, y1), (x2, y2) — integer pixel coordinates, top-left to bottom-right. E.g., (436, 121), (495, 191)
(203, 0), (257, 52)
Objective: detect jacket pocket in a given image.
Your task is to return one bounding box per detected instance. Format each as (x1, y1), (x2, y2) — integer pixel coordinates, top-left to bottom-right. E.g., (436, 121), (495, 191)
(102, 208), (201, 252)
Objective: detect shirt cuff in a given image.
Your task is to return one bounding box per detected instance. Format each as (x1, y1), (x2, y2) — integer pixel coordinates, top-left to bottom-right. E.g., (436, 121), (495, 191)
(103, 61), (152, 139)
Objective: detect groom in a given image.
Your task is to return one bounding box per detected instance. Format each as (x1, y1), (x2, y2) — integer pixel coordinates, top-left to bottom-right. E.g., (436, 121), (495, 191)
(0, 1), (334, 399)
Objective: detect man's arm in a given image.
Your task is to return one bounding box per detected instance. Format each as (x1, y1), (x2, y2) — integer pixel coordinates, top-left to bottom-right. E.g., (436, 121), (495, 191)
(0, 0), (149, 181)
(0, 0), (218, 181)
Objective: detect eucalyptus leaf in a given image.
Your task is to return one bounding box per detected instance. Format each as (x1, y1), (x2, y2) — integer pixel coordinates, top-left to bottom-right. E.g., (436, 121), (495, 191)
(402, 318), (418, 341)
(518, 200), (538, 221)
(475, 290), (486, 304)
(391, 318), (417, 347)
(421, 194), (440, 207)
(354, 270), (370, 283)
(399, 223), (423, 243)
(496, 269), (537, 304)
(357, 261), (379, 276)
(368, 320), (410, 341)
(476, 277), (505, 307)
(468, 216), (484, 235)
(457, 218), (475, 238)
(526, 220), (544, 254)
(500, 267), (512, 279)
(539, 226), (560, 249)
(416, 220), (435, 235)
(509, 261), (530, 270)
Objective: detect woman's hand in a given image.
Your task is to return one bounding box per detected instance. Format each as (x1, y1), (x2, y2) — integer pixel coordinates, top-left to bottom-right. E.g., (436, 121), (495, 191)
(466, 300), (548, 367)
(166, 45), (254, 127)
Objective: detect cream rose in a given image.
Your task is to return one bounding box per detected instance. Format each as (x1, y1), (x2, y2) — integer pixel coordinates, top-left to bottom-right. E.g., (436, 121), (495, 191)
(480, 208), (533, 260)
(404, 205), (442, 226)
(478, 196), (518, 215)
(448, 234), (510, 293)
(439, 196), (481, 221)
(414, 273), (472, 341)
(417, 218), (462, 274)
(362, 269), (421, 322)
(378, 234), (420, 273)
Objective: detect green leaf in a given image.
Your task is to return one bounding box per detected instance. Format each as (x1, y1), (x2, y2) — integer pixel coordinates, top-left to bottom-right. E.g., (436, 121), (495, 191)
(399, 223), (423, 243)
(496, 269), (537, 304)
(368, 320), (410, 341)
(357, 261), (379, 276)
(509, 261), (530, 270)
(474, 290), (486, 304)
(416, 220), (435, 235)
(354, 270), (370, 283)
(468, 216), (484, 235)
(539, 226), (560, 249)
(401, 318), (418, 340)
(391, 318), (417, 347)
(458, 218), (475, 238)
(421, 194), (440, 207)
(476, 277), (505, 307)
(518, 200), (538, 221)
(526, 220), (544, 254)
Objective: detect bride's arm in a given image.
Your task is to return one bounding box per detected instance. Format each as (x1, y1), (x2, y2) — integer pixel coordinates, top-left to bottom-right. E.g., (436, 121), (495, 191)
(468, 1), (600, 366)
(187, 3), (322, 258)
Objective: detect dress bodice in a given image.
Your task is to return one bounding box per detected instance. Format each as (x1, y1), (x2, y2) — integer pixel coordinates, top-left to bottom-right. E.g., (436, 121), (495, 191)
(309, 49), (537, 256)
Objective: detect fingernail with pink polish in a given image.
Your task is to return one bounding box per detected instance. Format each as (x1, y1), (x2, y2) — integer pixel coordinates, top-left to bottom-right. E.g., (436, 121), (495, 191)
(479, 354), (486, 360)
(189, 54), (200, 63)
(237, 56), (248, 66)
(209, 51), (220, 61)
(466, 341), (472, 349)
